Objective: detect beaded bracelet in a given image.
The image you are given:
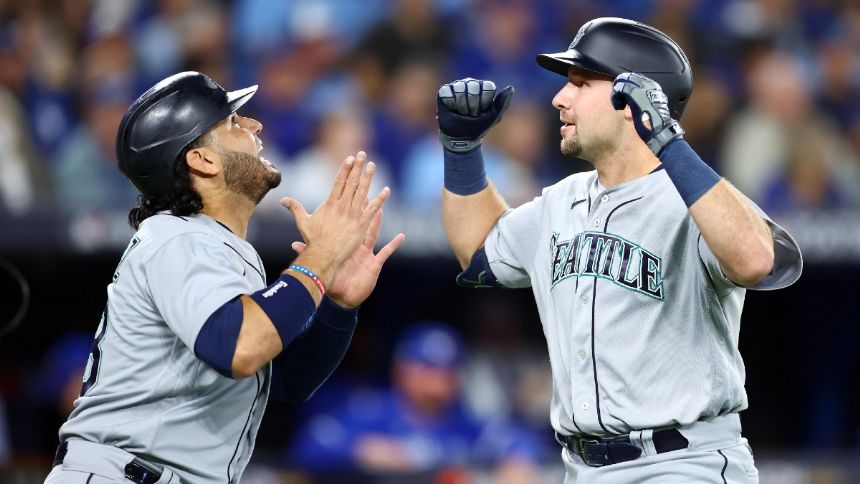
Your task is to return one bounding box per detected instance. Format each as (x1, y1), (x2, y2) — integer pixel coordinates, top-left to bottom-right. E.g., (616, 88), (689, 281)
(289, 265), (326, 296)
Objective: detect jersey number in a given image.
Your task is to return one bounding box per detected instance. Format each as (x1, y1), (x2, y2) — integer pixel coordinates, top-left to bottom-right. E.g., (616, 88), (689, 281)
(81, 236), (140, 396)
(80, 308), (107, 396)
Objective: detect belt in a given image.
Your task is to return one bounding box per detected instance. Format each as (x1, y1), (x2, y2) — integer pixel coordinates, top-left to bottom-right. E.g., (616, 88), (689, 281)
(54, 441), (163, 484)
(555, 428), (689, 467)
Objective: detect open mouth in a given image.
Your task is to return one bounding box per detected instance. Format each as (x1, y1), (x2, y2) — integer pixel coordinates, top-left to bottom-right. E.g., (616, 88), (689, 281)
(256, 141), (271, 165)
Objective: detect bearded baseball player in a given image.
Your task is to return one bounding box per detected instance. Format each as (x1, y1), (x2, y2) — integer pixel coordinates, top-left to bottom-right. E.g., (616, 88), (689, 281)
(436, 17), (802, 483)
(45, 72), (405, 483)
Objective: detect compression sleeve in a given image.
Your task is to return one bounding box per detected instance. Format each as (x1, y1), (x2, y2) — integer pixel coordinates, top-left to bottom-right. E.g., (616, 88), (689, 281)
(270, 296), (358, 403)
(194, 297), (243, 378)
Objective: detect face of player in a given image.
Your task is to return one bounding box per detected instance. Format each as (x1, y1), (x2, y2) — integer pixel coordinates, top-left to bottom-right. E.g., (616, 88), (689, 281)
(395, 361), (460, 415)
(211, 113), (282, 204)
(552, 67), (625, 162)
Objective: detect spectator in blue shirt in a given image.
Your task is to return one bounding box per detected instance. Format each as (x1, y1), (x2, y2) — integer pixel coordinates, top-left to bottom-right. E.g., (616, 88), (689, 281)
(287, 322), (543, 480)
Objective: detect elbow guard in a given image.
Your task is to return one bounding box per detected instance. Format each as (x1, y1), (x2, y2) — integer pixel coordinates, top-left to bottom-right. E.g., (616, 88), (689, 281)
(456, 247), (501, 288)
(195, 297), (243, 378)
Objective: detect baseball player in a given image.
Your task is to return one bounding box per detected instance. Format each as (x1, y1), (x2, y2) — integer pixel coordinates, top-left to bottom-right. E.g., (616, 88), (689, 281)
(45, 71), (405, 483)
(435, 18), (802, 483)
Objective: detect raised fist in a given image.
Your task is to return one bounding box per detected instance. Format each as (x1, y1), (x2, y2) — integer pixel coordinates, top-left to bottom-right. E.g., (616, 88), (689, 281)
(436, 78), (514, 153)
(610, 72), (684, 155)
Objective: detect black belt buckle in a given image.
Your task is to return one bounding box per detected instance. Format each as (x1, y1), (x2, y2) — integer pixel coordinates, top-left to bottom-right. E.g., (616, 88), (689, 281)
(575, 437), (608, 467)
(124, 458), (163, 484)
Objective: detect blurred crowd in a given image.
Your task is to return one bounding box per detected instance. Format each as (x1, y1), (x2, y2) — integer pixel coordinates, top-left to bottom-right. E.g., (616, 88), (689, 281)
(0, 0), (858, 224)
(1, 0), (860, 481)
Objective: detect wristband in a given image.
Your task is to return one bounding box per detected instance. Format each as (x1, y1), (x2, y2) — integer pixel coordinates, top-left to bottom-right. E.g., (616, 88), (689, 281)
(443, 147), (488, 196)
(249, 274), (316, 349)
(289, 265), (326, 295)
(659, 140), (722, 207)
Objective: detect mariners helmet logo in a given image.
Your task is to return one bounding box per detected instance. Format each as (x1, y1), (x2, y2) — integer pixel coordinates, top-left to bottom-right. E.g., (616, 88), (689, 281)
(550, 231), (664, 300)
(569, 28), (585, 49)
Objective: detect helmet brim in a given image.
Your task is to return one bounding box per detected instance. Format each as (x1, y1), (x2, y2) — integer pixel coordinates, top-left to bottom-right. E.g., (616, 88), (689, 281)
(536, 51), (616, 78)
(226, 85), (258, 113)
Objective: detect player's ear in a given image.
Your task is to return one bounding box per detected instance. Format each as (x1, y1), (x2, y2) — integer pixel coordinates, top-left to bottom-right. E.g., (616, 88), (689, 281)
(186, 146), (221, 176)
(622, 105), (633, 121)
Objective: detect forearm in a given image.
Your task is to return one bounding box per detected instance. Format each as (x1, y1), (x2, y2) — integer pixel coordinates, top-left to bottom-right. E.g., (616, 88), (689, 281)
(231, 295), (285, 377)
(658, 141), (774, 285)
(689, 181), (774, 285)
(271, 296), (357, 403)
(443, 182), (508, 268)
(230, 274), (317, 378)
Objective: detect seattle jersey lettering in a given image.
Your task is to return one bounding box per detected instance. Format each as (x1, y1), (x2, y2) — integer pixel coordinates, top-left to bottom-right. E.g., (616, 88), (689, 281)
(550, 231), (664, 300)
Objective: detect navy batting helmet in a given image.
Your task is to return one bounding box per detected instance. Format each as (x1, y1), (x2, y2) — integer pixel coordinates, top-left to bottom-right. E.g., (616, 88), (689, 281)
(116, 72), (257, 199)
(537, 17), (693, 120)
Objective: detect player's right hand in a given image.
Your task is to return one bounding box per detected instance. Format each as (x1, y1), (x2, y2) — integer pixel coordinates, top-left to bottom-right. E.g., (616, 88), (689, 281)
(281, 151), (390, 283)
(436, 78), (514, 153)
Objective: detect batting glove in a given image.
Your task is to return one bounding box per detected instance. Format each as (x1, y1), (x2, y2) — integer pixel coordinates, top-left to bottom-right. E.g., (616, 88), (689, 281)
(610, 72), (685, 156)
(437, 78), (514, 153)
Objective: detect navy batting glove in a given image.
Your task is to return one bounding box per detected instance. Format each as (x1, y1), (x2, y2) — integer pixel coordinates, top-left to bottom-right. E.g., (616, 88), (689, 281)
(437, 78), (514, 153)
(610, 72), (685, 156)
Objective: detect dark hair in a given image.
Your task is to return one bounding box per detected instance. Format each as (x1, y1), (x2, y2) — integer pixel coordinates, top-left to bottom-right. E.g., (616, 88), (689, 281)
(127, 135), (208, 230)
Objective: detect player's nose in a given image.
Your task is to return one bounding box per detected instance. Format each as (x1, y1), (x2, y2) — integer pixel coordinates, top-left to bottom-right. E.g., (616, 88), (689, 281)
(239, 115), (263, 135)
(552, 83), (574, 111)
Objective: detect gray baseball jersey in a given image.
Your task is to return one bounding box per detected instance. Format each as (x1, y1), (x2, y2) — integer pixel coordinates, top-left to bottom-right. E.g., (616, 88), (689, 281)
(484, 169), (802, 437)
(60, 213), (270, 483)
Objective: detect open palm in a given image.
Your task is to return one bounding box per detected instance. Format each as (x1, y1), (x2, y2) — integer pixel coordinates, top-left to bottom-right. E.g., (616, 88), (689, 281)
(292, 209), (405, 308)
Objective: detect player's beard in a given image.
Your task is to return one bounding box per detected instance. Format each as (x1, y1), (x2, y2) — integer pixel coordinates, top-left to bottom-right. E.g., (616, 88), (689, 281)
(560, 130), (583, 157)
(221, 149), (281, 204)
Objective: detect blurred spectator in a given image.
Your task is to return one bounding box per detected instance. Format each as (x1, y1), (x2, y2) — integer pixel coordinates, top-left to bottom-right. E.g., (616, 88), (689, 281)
(248, 51), (318, 158)
(721, 50), (860, 205)
(135, 0), (229, 86)
(459, 293), (554, 463)
(53, 36), (138, 216)
(267, 107), (392, 212)
(287, 322), (543, 481)
(354, 0), (452, 79)
(483, 99), (551, 205)
(0, 85), (52, 216)
(52, 85), (138, 215)
(452, 0), (550, 98)
(400, 98), (548, 210)
(679, 70), (733, 164)
(400, 138), (514, 212)
(370, 57), (444, 186)
(761, 128), (856, 215)
(813, 36), (860, 130)
(6, 332), (92, 461)
(232, 0), (387, 59)
(13, 2), (79, 158)
(36, 332), (92, 418)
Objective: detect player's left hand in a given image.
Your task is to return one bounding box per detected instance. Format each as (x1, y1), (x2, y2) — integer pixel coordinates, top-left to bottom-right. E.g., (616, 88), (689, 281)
(291, 208), (405, 309)
(610, 72), (685, 155)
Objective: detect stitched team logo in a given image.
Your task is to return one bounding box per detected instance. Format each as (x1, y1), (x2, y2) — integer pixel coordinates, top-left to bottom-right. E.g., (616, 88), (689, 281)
(549, 231), (664, 300)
